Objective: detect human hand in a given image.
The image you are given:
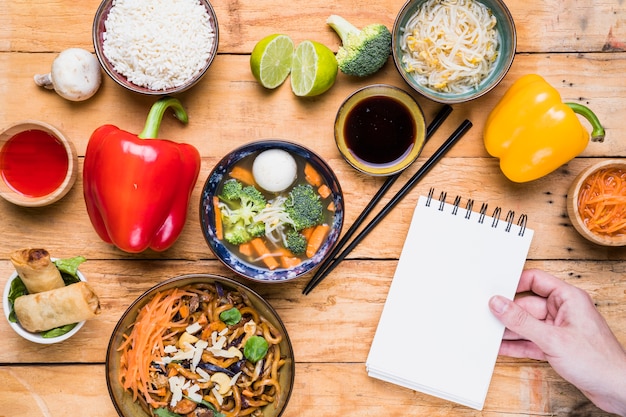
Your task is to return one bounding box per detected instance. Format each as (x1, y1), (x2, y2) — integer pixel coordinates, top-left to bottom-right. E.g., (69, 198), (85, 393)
(489, 269), (626, 416)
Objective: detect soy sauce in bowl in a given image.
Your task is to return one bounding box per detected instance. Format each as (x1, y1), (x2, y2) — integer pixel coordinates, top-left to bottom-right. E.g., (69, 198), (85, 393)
(335, 84), (426, 176)
(344, 95), (416, 167)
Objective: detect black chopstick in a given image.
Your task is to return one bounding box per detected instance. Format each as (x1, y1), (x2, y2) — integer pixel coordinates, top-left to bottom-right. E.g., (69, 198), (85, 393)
(303, 119), (473, 295)
(303, 104), (453, 294)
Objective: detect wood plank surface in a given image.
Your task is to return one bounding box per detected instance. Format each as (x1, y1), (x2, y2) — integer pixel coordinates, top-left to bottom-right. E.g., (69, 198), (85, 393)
(1, 0), (625, 416)
(1, 0), (625, 53)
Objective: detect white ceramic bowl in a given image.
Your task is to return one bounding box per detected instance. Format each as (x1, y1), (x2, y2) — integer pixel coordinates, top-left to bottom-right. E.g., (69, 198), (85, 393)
(3, 267), (87, 344)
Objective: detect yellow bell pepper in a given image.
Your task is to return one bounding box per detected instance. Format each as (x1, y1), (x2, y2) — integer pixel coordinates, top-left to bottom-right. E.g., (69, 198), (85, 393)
(484, 74), (605, 183)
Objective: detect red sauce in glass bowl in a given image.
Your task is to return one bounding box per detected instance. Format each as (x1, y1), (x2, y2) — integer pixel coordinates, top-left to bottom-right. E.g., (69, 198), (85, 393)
(0, 129), (69, 198)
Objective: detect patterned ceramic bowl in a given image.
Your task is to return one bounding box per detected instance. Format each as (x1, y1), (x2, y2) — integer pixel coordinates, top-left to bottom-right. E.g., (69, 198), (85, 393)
(200, 140), (344, 282)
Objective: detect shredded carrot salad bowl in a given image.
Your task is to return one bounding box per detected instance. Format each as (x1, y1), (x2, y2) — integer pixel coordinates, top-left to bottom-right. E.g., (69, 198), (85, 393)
(106, 274), (295, 417)
(567, 159), (626, 246)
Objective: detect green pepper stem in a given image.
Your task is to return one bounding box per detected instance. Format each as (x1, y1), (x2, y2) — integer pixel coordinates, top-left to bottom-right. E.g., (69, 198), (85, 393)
(138, 96), (189, 139)
(566, 102), (605, 143)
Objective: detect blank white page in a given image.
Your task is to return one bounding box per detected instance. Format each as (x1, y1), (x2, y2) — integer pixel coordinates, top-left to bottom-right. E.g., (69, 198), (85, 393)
(366, 192), (534, 410)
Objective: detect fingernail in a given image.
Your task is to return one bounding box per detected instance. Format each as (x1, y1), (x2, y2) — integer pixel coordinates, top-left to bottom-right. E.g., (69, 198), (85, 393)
(489, 295), (508, 314)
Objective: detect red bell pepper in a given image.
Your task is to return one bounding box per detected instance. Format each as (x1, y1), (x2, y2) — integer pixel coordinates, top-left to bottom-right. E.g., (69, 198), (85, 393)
(83, 97), (201, 253)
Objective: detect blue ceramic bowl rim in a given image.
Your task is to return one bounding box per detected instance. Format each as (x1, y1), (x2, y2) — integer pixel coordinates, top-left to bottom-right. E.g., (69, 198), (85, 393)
(92, 0), (219, 95)
(391, 0), (517, 104)
(200, 140), (344, 283)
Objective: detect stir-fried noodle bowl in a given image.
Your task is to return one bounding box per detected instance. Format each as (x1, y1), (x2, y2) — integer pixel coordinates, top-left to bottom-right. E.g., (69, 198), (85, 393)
(106, 274), (294, 417)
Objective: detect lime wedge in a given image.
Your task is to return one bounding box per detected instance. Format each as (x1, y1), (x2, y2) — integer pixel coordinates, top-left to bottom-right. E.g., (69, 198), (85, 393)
(250, 34), (294, 89)
(291, 40), (338, 97)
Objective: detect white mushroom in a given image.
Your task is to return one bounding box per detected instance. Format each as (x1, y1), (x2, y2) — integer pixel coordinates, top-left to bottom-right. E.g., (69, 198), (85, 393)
(34, 48), (102, 101)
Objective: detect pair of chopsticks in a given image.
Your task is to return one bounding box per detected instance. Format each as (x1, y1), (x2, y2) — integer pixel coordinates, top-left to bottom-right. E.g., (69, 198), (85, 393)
(303, 107), (472, 295)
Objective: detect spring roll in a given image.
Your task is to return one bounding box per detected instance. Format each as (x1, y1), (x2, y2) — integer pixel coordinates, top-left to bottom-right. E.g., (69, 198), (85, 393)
(10, 248), (64, 294)
(14, 282), (101, 333)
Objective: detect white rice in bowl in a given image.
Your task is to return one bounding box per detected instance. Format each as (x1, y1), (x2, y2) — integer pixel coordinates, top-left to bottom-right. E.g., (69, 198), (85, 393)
(102, 0), (216, 91)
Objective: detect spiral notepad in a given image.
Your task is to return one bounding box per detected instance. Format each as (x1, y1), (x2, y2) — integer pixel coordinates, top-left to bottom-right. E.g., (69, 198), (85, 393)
(366, 189), (534, 410)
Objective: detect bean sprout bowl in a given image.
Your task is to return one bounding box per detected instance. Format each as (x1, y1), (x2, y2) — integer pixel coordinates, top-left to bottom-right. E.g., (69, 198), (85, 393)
(200, 140), (344, 283)
(92, 0), (219, 95)
(392, 0), (516, 104)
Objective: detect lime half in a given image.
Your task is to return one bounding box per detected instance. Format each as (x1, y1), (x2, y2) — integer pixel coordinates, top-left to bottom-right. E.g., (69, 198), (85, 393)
(250, 34), (295, 89)
(291, 40), (338, 97)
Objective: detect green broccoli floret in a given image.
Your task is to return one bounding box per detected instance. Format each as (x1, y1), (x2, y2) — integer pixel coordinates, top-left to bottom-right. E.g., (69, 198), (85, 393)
(284, 184), (324, 231)
(219, 179), (267, 245)
(327, 14), (392, 77)
(285, 230), (307, 255)
(222, 219), (265, 245)
(220, 179), (244, 201)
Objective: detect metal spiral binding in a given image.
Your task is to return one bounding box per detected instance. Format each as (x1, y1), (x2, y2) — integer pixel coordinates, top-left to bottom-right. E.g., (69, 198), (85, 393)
(451, 195), (462, 215)
(426, 188), (528, 236)
(464, 199), (474, 219)
(504, 210), (515, 232)
(438, 191), (447, 211)
(491, 207), (501, 228)
(517, 214), (528, 237)
(426, 188), (434, 207)
(478, 202), (488, 224)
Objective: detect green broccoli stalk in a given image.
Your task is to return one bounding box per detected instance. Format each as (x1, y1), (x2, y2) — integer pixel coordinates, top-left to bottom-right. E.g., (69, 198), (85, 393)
(326, 14), (392, 77)
(284, 184), (324, 231)
(219, 179), (267, 245)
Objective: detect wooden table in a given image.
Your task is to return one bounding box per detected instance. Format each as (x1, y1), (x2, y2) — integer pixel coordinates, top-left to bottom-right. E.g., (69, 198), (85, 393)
(1, 0), (625, 415)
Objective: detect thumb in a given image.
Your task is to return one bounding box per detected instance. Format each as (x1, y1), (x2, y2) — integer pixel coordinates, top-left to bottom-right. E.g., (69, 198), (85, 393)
(489, 295), (547, 343)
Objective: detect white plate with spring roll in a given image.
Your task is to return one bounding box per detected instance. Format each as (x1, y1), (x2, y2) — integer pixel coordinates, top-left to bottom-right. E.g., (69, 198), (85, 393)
(3, 248), (101, 344)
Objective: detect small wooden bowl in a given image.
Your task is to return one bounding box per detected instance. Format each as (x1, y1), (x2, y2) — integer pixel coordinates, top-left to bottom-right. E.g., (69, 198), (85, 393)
(0, 120), (78, 207)
(567, 159), (626, 246)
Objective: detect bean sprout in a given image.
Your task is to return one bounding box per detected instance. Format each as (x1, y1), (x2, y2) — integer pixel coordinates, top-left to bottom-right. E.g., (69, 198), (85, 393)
(400, 0), (499, 93)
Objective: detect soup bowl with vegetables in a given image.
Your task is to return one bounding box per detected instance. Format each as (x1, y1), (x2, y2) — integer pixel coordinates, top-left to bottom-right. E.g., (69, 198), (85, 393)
(106, 274), (295, 417)
(200, 140), (344, 282)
